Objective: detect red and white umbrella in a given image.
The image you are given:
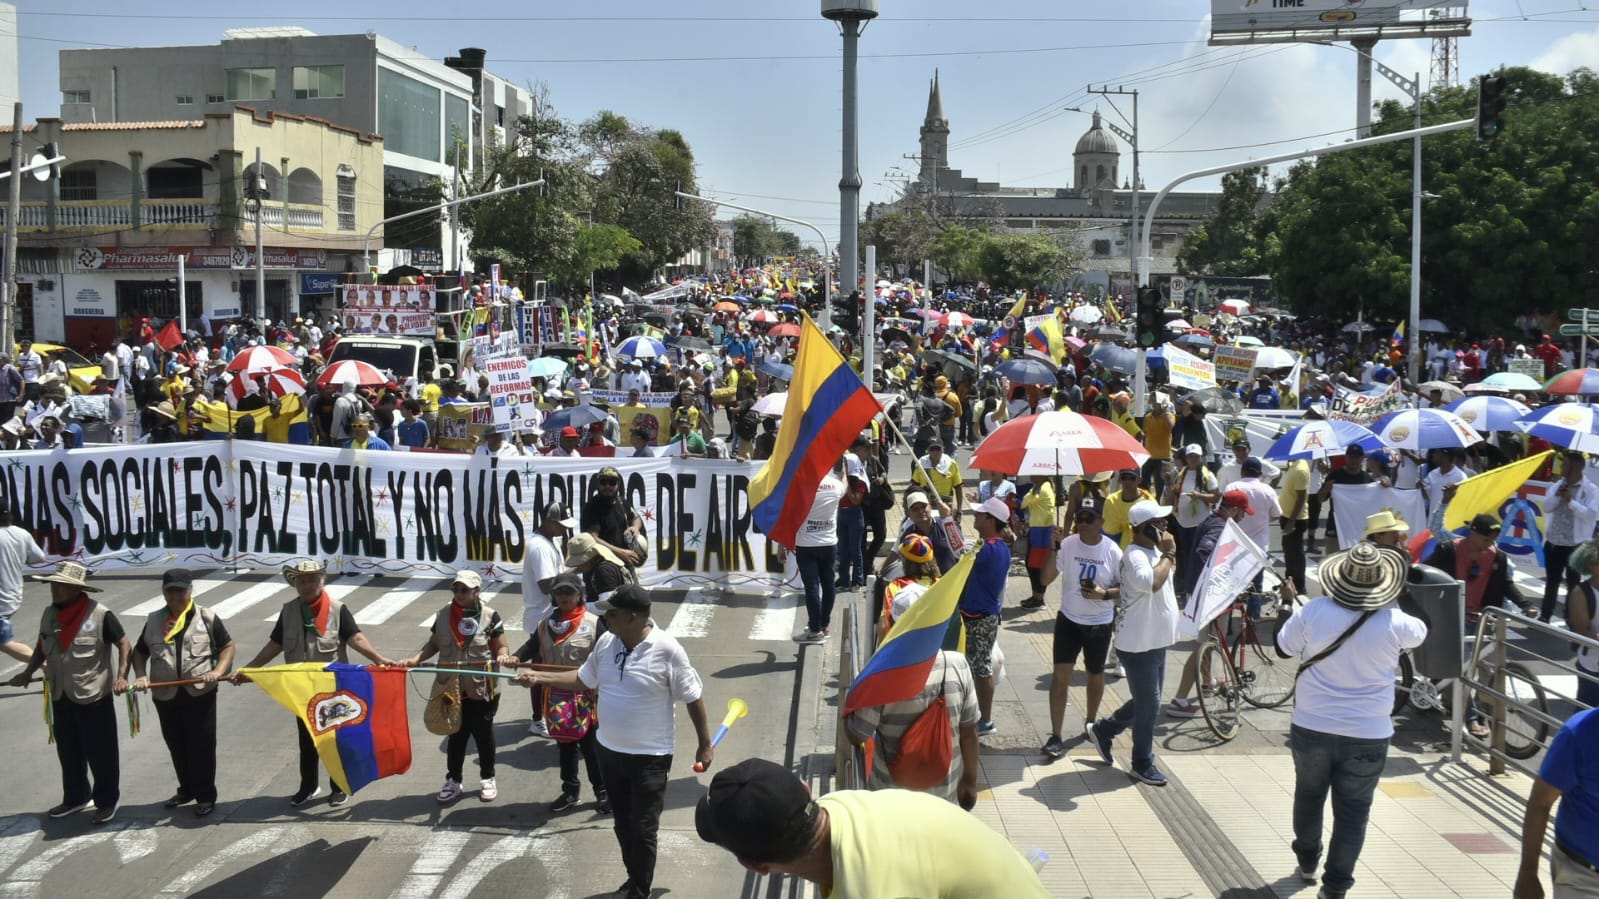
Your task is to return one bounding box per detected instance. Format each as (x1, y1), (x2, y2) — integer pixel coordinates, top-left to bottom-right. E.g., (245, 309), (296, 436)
(1219, 299), (1252, 315)
(227, 367), (306, 407)
(943, 311), (976, 328)
(970, 411), (1151, 477)
(226, 344), (298, 374)
(746, 309), (780, 324)
(314, 359), (388, 389)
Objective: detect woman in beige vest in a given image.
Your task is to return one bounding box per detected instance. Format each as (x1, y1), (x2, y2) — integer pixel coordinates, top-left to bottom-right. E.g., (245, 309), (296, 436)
(403, 570), (507, 804)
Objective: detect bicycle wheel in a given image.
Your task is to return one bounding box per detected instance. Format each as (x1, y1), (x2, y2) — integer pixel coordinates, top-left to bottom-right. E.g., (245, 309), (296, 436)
(1472, 661), (1551, 760)
(1237, 622), (1298, 709)
(1393, 652), (1414, 716)
(1197, 642), (1242, 741)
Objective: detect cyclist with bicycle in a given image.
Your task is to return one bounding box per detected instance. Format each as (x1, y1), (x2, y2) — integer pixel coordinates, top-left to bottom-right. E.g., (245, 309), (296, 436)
(1421, 514), (1539, 740)
(1165, 491), (1254, 718)
(1277, 542), (1428, 899)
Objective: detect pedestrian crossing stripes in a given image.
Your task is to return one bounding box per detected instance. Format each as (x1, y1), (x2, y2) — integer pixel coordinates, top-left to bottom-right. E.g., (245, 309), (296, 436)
(69, 569), (809, 644)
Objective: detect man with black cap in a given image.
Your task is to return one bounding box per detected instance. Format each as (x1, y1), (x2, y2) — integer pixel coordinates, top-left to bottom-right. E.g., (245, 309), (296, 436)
(695, 757), (1049, 898)
(1172, 400), (1209, 457)
(1423, 514), (1533, 626)
(582, 466), (644, 568)
(1275, 542), (1427, 898)
(1317, 444), (1374, 551)
(131, 569), (235, 817)
(517, 585), (714, 899)
(8, 561), (132, 824)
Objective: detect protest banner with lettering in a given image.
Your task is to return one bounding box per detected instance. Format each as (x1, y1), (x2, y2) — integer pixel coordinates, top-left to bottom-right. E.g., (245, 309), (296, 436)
(1327, 381), (1408, 425)
(484, 350), (539, 433)
(1212, 345), (1257, 384)
(340, 285), (436, 336)
(1508, 358), (1544, 380)
(0, 445), (786, 591)
(1162, 343), (1217, 391)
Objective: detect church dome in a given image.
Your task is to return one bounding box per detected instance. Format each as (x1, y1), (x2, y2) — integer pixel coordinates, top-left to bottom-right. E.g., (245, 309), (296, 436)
(1074, 111), (1118, 156)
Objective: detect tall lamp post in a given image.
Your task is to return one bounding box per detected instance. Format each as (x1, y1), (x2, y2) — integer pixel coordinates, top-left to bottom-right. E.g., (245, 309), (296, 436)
(822, 0), (878, 318)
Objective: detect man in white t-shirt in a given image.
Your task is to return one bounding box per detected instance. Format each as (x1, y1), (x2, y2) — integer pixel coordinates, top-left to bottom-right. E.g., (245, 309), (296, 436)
(1088, 499), (1180, 787)
(0, 508), (48, 662)
(518, 585), (714, 899)
(1421, 448), (1467, 514)
(1231, 457), (1283, 563)
(1218, 439), (1280, 490)
(521, 501), (576, 736)
(1042, 498), (1122, 760)
(789, 469), (844, 643)
(1276, 543), (1426, 896)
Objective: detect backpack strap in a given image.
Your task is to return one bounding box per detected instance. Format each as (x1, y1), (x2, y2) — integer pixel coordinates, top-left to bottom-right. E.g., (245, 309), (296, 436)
(1293, 609), (1377, 680)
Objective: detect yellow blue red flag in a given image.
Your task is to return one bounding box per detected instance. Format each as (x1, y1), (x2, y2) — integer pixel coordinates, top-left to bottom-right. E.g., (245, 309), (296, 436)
(242, 662), (412, 794)
(844, 553), (973, 715)
(749, 314), (882, 548)
(1026, 315), (1068, 365)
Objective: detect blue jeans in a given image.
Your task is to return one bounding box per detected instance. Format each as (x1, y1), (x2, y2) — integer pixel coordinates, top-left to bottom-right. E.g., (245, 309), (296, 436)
(1095, 646), (1166, 771)
(836, 506), (866, 587)
(1290, 724), (1389, 896)
(795, 544), (837, 634)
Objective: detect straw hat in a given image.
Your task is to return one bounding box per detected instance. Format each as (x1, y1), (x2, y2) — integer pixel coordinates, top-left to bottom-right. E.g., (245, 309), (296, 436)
(1362, 510), (1410, 539)
(281, 558), (328, 584)
(565, 533), (625, 568)
(1317, 542), (1408, 611)
(150, 400), (179, 421)
(33, 561), (101, 592)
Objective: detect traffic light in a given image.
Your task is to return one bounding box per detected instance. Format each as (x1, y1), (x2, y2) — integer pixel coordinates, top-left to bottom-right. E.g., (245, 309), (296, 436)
(834, 291), (860, 333)
(1135, 286), (1163, 349)
(1477, 75), (1507, 140)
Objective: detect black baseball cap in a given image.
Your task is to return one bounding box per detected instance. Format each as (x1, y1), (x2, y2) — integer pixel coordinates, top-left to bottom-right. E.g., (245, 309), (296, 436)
(551, 572), (584, 596)
(1076, 499), (1103, 522)
(162, 569), (194, 589)
(695, 758), (818, 864)
(542, 502), (577, 530)
(593, 583), (651, 615)
(1469, 514), (1502, 536)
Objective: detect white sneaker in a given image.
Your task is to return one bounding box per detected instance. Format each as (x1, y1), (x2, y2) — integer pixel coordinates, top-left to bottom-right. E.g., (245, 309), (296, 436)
(528, 719), (549, 738)
(480, 778), (498, 802)
(436, 778), (463, 804)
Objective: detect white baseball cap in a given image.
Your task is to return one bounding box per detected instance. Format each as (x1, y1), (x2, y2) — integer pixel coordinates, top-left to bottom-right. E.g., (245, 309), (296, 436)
(976, 497), (1012, 522)
(1182, 443), (1204, 457)
(1127, 499), (1173, 527)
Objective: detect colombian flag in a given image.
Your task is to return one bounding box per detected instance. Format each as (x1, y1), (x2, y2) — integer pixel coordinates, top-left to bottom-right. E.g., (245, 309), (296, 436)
(1443, 450), (1552, 533)
(1025, 315), (1068, 365)
(196, 393), (312, 443)
(242, 662), (412, 794)
(844, 553), (974, 715)
(749, 313), (882, 548)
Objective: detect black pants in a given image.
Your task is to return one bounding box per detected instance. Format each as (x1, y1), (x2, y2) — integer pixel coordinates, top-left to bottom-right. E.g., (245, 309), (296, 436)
(154, 690), (218, 803)
(559, 729), (606, 799)
(54, 693), (120, 811)
(864, 504), (887, 566)
(1282, 523), (1307, 597)
(1308, 495), (1324, 538)
(1141, 457), (1168, 498)
(1542, 542), (1579, 620)
(598, 744), (672, 899)
(446, 694), (499, 782)
(296, 718), (339, 794)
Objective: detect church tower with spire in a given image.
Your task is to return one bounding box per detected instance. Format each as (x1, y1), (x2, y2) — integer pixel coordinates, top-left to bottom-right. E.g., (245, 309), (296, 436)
(918, 70), (949, 188)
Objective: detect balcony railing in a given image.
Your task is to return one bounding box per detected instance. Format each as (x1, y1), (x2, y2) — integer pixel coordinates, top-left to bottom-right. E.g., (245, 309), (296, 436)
(4, 199), (328, 233)
(242, 203), (326, 231)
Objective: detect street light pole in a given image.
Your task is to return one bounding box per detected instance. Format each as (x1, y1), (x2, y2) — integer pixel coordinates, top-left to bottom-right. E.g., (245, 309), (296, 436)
(676, 189), (833, 331)
(362, 179), (543, 275)
(823, 0), (879, 327)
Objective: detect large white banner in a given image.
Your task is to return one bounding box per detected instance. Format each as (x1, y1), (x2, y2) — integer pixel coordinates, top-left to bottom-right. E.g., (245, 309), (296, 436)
(1163, 343), (1217, 391)
(1180, 518), (1269, 637)
(0, 444), (784, 591)
(1331, 484), (1428, 552)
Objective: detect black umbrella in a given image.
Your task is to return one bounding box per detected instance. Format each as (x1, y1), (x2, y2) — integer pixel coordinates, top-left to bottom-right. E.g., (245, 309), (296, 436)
(671, 336), (712, 351)
(538, 342), (585, 358)
(1184, 386), (1244, 414)
(925, 349), (977, 371)
(1088, 343), (1138, 375)
(879, 327), (913, 346)
(995, 357), (1057, 386)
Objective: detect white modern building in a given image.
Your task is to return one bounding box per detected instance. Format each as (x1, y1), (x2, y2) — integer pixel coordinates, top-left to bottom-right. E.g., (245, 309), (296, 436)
(0, 3), (17, 113)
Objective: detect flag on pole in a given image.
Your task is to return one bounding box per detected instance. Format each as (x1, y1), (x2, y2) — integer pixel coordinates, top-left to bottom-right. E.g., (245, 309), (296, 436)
(241, 663), (412, 795)
(749, 313), (883, 548)
(844, 553), (974, 715)
(1443, 449), (1554, 533)
(1181, 519), (1269, 636)
(1025, 315), (1068, 365)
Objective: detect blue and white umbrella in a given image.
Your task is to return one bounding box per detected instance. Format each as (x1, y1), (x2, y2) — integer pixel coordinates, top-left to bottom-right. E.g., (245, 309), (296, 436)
(617, 335), (668, 360)
(1371, 408), (1483, 451)
(1263, 419), (1384, 462)
(1442, 396), (1532, 433)
(1515, 402), (1599, 453)
(526, 357), (568, 380)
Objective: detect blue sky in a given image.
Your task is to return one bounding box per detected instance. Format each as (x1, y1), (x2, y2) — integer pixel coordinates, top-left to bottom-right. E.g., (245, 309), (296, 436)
(11, 1), (1599, 252)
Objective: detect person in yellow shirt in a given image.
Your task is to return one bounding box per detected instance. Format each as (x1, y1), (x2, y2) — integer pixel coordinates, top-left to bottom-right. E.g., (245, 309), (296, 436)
(696, 758), (1050, 899)
(1102, 469), (1154, 548)
(1111, 392), (1142, 441)
(1021, 475), (1057, 610)
(911, 442), (964, 517)
(1141, 395), (1175, 497)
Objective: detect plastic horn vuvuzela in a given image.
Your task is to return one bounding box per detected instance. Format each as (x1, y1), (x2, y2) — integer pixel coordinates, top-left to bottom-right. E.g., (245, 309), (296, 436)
(693, 697), (749, 772)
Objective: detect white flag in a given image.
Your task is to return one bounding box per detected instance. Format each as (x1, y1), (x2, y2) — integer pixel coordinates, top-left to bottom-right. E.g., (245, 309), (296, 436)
(1181, 518), (1270, 637)
(1330, 483), (1427, 552)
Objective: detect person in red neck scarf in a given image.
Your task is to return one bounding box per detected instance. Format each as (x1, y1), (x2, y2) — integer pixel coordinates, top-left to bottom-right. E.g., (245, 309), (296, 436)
(403, 570), (508, 805)
(234, 559), (396, 808)
(504, 571), (607, 815)
(9, 561), (132, 824)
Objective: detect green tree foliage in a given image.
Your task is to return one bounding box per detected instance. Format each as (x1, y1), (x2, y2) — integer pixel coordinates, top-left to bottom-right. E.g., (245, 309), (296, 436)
(974, 231), (1081, 290)
(457, 88), (715, 291)
(926, 225), (984, 281)
(1262, 66), (1599, 330)
(1176, 167), (1271, 276)
(731, 215), (804, 266)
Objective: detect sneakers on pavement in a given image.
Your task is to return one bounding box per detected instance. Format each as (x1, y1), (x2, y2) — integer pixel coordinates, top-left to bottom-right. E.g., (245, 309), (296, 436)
(1316, 889), (1345, 899)
(528, 718), (549, 738)
(47, 801), (90, 819)
(328, 789), (349, 808)
(1167, 698), (1203, 718)
(596, 792), (612, 815)
(1020, 597), (1046, 610)
(1042, 735), (1066, 759)
(480, 778), (498, 802)
(794, 629), (826, 644)
(194, 802), (216, 818)
(550, 793), (580, 813)
(437, 779), (463, 804)
(289, 786), (326, 807)
(977, 720), (998, 736)
(1298, 862), (1319, 884)
(92, 804), (118, 825)
(1087, 721), (1115, 766)
(1129, 765), (1168, 787)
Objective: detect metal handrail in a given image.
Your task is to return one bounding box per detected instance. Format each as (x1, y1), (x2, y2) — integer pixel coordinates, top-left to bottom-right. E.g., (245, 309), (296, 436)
(1458, 606), (1598, 778)
(834, 598), (870, 791)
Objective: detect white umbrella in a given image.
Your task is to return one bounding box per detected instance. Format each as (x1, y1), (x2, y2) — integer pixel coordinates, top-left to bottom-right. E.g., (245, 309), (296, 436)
(1166, 319), (1192, 330)
(752, 393), (788, 416)
(1416, 319), (1451, 333)
(1251, 346), (1298, 370)
(1068, 305), (1104, 325)
(1233, 335), (1265, 347)
(1219, 299), (1251, 316)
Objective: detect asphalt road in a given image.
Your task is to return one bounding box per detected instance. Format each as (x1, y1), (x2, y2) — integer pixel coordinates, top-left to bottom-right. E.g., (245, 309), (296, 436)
(0, 569), (809, 899)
